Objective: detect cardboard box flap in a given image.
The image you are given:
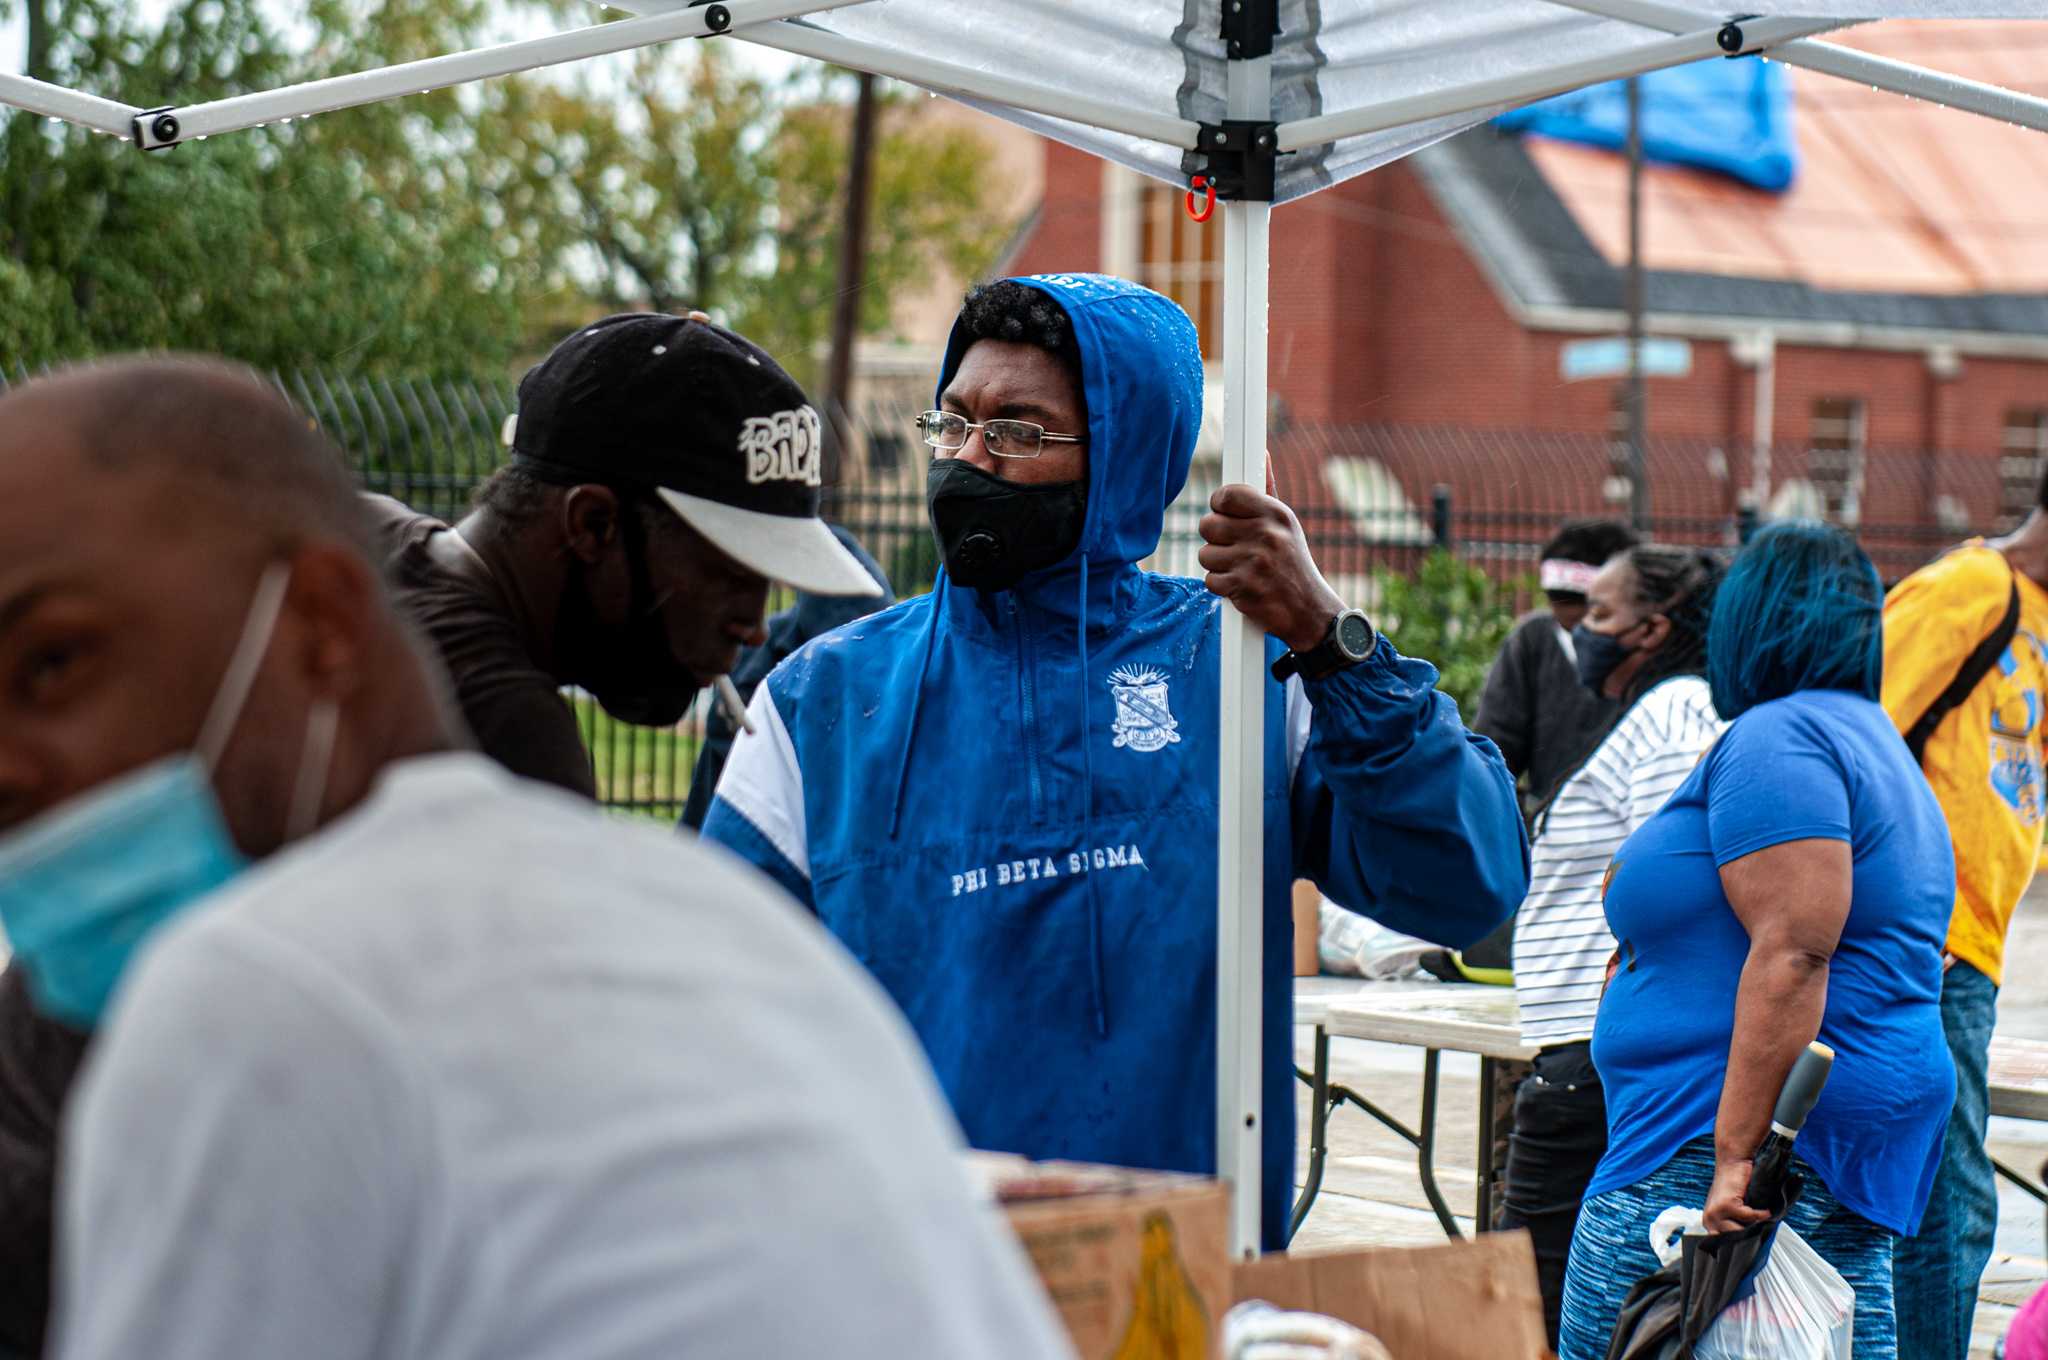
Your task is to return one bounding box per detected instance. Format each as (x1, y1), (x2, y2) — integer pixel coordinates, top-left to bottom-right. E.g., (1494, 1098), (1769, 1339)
(1233, 1232), (1547, 1360)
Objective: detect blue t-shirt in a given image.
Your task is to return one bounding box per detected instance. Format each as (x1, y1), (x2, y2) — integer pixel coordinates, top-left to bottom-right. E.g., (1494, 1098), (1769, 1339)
(1587, 689), (1956, 1235)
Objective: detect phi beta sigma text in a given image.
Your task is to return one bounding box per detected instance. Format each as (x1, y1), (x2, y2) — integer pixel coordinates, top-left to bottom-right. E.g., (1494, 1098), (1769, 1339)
(950, 843), (1149, 897)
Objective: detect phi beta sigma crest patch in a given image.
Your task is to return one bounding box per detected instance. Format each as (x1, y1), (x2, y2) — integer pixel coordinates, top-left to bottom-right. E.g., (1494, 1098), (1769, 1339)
(1109, 666), (1181, 753)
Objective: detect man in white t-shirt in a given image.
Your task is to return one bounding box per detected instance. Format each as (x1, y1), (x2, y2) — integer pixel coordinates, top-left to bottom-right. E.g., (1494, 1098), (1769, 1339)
(0, 359), (1068, 1360)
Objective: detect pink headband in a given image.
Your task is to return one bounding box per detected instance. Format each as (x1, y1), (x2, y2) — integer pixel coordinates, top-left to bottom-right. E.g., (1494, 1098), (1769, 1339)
(1540, 559), (1601, 594)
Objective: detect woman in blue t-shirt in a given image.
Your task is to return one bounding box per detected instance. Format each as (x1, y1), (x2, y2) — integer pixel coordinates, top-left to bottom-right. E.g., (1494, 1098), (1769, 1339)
(1556, 522), (1956, 1360)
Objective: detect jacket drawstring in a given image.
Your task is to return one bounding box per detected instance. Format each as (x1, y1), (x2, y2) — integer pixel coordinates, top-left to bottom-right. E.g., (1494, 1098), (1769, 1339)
(887, 575), (944, 840)
(1078, 557), (1107, 1038)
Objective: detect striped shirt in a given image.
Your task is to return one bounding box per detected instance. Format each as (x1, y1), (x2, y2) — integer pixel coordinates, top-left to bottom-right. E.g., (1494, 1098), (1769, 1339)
(1513, 675), (1724, 1047)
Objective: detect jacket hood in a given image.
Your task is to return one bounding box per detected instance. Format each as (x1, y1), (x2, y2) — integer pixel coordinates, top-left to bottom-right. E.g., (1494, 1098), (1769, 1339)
(936, 273), (1203, 574)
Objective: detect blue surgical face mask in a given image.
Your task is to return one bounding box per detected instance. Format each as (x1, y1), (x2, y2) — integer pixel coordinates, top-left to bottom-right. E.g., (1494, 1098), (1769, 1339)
(0, 563), (337, 1028)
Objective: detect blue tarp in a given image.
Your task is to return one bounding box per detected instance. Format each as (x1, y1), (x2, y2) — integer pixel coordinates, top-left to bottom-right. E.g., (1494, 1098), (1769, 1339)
(1495, 56), (1797, 192)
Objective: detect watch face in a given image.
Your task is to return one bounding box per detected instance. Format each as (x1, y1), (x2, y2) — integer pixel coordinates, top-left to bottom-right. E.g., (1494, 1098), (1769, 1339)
(1336, 612), (1373, 658)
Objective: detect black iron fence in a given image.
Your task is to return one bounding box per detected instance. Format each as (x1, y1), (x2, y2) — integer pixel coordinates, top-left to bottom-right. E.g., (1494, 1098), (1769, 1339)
(4, 362), (2020, 816)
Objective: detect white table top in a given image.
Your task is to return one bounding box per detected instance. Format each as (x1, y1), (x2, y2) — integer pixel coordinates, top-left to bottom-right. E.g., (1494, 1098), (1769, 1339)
(1291, 976), (1441, 1027)
(1304, 983), (2048, 1122)
(1991, 1036), (2048, 1122)
(1320, 984), (1538, 1061)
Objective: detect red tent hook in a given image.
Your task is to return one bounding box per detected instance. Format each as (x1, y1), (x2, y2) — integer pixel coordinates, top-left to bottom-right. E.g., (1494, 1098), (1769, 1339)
(1185, 174), (1216, 223)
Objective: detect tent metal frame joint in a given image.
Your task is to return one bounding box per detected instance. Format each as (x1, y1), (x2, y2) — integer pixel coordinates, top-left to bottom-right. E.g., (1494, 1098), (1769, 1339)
(1192, 118), (1280, 201)
(133, 107), (179, 151)
(1221, 0), (1280, 60)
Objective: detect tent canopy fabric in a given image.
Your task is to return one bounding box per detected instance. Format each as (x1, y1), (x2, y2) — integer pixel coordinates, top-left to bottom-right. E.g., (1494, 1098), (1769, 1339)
(760, 1), (2044, 203)
(12, 3), (2048, 185)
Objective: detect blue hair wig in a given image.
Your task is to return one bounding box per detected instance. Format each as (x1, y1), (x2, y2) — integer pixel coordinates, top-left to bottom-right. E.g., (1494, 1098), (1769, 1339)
(1707, 520), (1883, 720)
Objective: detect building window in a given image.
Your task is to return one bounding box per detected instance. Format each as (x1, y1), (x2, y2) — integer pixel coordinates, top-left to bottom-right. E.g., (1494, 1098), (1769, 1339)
(1808, 397), (1866, 526)
(1136, 187), (1222, 359)
(2000, 408), (2048, 528)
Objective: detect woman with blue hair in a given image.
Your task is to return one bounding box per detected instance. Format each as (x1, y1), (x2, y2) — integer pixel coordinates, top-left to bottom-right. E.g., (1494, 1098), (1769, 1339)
(1556, 522), (1957, 1360)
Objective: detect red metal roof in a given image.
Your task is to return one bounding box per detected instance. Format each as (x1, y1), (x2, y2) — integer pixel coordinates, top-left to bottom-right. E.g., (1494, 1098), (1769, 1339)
(1525, 21), (2048, 296)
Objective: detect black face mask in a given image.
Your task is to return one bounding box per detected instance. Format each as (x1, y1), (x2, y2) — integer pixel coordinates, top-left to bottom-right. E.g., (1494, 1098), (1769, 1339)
(1572, 620), (1641, 696)
(926, 459), (1088, 592)
(560, 502), (701, 727)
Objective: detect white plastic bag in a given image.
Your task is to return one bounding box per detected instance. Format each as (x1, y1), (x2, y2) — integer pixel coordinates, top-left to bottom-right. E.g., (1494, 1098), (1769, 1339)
(1222, 1301), (1391, 1360)
(1647, 1206), (1853, 1360)
(1315, 900), (1434, 979)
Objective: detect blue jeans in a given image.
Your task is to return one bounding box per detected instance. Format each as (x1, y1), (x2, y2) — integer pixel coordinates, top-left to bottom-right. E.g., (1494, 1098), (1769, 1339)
(1896, 959), (2000, 1360)
(1558, 1137), (1896, 1360)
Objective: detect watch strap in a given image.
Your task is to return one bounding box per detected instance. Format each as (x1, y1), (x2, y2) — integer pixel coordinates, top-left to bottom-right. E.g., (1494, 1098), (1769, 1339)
(1269, 611), (1368, 684)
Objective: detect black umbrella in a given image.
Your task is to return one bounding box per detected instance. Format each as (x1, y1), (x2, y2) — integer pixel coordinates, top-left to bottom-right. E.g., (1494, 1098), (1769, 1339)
(1605, 1043), (1835, 1360)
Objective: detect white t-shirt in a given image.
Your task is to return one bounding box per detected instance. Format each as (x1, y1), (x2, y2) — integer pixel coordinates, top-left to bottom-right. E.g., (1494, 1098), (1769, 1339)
(1512, 676), (1725, 1048)
(54, 754), (1070, 1360)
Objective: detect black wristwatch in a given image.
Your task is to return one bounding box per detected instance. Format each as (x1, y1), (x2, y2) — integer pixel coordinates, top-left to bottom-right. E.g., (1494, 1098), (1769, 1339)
(1271, 609), (1375, 683)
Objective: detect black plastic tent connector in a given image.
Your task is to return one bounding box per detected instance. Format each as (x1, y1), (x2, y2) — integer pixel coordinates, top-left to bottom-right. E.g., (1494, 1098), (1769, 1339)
(1220, 0), (1279, 60)
(1717, 14), (1760, 55)
(1192, 119), (1279, 202)
(131, 107), (180, 151)
(687, 0), (732, 35)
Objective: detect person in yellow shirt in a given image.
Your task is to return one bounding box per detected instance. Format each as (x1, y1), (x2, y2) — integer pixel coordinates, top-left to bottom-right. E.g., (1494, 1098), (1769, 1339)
(1882, 514), (2048, 1360)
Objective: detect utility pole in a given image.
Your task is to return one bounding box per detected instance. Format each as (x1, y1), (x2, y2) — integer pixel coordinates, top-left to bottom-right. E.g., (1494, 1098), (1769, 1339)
(1625, 75), (1650, 529)
(823, 71), (878, 486)
(25, 0), (50, 82)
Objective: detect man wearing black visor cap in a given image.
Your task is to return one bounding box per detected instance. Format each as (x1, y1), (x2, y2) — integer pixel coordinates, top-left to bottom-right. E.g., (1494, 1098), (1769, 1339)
(366, 312), (880, 798)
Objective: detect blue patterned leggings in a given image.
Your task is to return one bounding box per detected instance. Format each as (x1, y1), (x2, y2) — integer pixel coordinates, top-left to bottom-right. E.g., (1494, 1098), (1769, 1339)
(1557, 1138), (1898, 1360)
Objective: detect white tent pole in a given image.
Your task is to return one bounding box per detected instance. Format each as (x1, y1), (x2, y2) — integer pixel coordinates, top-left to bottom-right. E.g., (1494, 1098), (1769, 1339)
(0, 72), (137, 136)
(137, 0), (869, 146)
(1274, 14), (1845, 152)
(1216, 38), (1272, 1266)
(1555, 0), (2048, 135)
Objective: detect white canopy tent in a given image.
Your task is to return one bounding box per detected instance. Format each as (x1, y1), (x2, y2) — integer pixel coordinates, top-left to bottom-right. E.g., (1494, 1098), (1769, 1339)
(13, 0), (2048, 1258)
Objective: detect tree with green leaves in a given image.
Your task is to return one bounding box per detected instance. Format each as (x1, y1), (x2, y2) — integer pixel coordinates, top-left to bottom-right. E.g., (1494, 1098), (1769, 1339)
(1368, 550), (1528, 719)
(1, 0), (544, 372)
(3, 0), (1004, 383)
(480, 48), (1008, 387)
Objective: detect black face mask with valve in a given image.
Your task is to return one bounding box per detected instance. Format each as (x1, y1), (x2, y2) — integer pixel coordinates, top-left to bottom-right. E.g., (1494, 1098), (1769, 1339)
(926, 459), (1088, 592)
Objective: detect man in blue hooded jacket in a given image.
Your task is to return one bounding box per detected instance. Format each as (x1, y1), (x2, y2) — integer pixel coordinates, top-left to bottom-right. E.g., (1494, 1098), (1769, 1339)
(704, 274), (1528, 1247)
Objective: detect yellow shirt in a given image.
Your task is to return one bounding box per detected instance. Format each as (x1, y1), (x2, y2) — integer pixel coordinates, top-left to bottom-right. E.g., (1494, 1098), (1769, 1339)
(1881, 542), (2048, 985)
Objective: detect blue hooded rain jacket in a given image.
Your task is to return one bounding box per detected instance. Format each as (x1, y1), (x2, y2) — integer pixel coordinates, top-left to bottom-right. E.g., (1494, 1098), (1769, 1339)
(704, 273), (1528, 1247)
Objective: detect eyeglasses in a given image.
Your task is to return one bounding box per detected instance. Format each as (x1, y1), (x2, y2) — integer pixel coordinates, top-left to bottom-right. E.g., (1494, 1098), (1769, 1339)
(915, 409), (1085, 460)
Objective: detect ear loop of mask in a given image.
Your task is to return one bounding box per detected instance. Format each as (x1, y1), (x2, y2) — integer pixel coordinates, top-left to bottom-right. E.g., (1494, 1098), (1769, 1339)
(286, 700), (340, 841)
(194, 562), (294, 776)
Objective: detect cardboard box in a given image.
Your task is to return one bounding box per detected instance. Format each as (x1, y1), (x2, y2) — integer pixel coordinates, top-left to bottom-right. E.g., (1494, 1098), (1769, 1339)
(971, 1153), (1545, 1360)
(1232, 1232), (1549, 1360)
(1291, 879), (1320, 977)
(972, 1154), (1229, 1359)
